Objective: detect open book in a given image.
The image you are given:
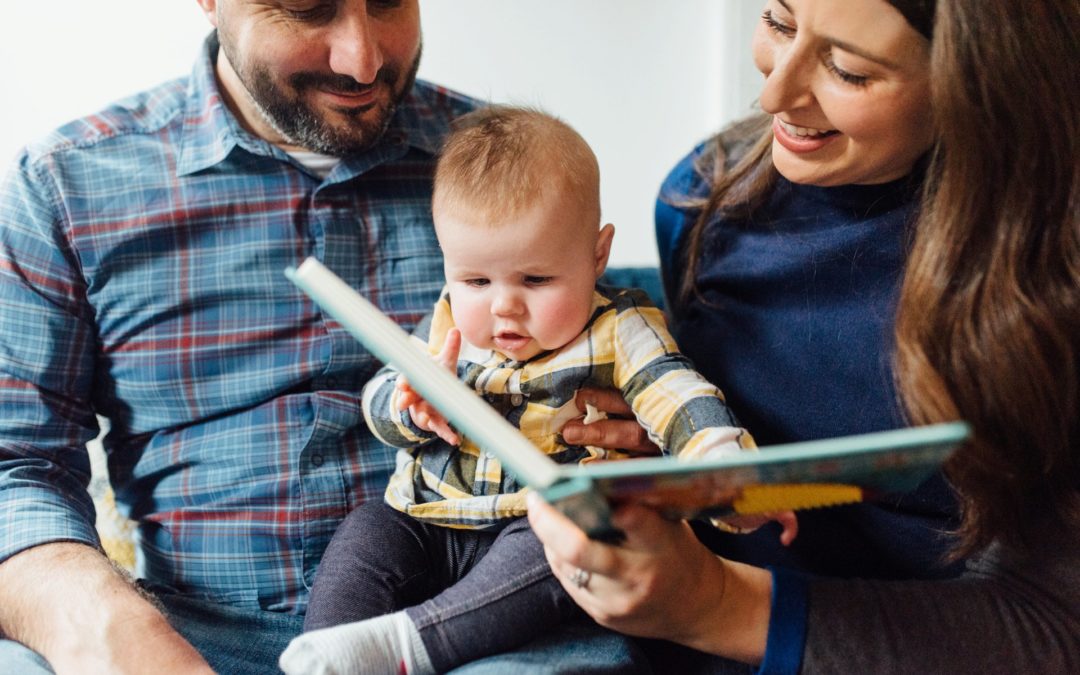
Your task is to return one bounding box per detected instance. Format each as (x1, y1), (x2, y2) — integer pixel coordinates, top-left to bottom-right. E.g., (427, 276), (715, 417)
(286, 258), (968, 540)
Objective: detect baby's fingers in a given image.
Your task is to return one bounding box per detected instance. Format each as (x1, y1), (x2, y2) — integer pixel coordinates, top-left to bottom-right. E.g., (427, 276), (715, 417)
(409, 403), (459, 446)
(437, 329), (462, 371)
(395, 377), (422, 411)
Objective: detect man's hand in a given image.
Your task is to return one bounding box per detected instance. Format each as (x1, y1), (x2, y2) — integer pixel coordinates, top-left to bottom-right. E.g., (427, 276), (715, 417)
(395, 328), (462, 445)
(560, 387), (661, 455)
(0, 542), (213, 674)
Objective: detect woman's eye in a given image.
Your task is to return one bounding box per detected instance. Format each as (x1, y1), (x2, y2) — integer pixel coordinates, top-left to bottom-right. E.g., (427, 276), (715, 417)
(761, 9), (795, 37)
(825, 58), (870, 87)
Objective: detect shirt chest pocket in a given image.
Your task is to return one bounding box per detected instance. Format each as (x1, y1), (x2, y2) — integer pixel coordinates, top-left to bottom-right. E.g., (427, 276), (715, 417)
(367, 215), (445, 329)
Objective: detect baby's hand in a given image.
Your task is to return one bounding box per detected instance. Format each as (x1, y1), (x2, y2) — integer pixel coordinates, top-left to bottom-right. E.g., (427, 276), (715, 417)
(717, 510), (799, 546)
(395, 328), (462, 446)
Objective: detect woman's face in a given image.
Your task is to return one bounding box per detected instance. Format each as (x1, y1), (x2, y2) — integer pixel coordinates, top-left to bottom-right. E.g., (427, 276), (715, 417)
(752, 0), (933, 186)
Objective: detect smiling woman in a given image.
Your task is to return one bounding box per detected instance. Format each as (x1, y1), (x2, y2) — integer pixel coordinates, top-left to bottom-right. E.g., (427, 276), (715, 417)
(529, 0), (1080, 672)
(753, 0), (933, 186)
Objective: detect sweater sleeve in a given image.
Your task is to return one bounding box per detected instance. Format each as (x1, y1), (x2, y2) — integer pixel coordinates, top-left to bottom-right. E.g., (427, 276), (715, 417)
(655, 142), (710, 308)
(793, 517), (1080, 674)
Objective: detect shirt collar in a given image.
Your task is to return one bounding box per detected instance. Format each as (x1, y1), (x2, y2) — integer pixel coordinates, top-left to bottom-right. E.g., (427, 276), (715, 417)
(176, 32), (259, 177)
(177, 32), (446, 179)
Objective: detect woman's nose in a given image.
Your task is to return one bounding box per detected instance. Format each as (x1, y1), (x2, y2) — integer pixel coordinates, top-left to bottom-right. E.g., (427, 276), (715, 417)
(757, 41), (816, 115)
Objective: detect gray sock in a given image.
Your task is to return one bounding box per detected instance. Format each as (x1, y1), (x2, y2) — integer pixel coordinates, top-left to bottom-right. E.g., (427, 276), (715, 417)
(278, 611), (434, 675)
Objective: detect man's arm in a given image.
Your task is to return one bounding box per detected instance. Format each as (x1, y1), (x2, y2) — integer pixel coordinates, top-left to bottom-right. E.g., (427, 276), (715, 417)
(0, 543), (212, 674)
(0, 157), (210, 673)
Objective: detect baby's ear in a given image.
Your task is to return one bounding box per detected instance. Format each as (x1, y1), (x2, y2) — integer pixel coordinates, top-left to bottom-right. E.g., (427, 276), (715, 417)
(594, 223), (615, 277)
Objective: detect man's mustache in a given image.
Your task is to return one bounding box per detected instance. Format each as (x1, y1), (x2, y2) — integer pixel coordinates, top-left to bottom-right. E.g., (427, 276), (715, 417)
(289, 66), (398, 95)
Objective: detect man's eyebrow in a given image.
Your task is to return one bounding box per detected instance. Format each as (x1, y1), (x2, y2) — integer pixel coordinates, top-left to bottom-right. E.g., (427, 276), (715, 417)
(775, 0), (903, 70)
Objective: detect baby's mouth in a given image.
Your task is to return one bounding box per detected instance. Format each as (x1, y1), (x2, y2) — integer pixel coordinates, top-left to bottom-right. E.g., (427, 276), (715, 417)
(493, 332), (531, 351)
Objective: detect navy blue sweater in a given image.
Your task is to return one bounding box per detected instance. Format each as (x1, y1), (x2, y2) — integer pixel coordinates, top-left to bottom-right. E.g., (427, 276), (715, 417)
(656, 143), (960, 581)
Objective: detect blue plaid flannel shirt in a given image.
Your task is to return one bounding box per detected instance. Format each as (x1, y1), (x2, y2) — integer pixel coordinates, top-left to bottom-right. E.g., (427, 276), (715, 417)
(0, 33), (477, 612)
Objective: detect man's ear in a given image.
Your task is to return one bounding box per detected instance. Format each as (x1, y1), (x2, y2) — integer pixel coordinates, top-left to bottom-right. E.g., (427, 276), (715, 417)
(196, 0), (219, 27)
(594, 223), (615, 278)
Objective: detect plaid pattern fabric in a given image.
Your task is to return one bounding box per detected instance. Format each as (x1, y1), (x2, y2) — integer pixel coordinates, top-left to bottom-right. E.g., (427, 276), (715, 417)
(0, 33), (477, 612)
(363, 286), (755, 529)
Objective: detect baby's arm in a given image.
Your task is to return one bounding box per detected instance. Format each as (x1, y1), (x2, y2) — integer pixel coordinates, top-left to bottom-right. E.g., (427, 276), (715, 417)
(393, 328), (462, 445)
(360, 303), (461, 447)
(607, 293), (797, 543)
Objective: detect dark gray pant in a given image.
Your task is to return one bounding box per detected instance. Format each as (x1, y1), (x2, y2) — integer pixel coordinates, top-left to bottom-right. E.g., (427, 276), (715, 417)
(305, 501), (585, 672)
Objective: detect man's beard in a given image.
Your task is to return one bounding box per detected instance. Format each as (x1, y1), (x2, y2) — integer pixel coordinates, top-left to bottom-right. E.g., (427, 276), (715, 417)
(221, 38), (421, 157)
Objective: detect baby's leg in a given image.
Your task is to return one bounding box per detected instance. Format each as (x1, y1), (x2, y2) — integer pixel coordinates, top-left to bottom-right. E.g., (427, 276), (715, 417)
(303, 500), (447, 631)
(406, 517), (585, 672)
(283, 502), (496, 674)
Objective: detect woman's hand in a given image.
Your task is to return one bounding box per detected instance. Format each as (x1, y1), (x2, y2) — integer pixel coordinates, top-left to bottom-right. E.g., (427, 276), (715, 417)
(561, 387), (661, 455)
(526, 493), (772, 663)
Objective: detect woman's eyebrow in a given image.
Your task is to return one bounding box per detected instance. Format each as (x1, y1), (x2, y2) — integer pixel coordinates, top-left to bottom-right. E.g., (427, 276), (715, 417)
(775, 0), (903, 70)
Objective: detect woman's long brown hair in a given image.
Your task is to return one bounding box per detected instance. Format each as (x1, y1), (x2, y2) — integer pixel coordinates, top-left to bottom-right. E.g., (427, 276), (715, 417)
(674, 115), (777, 314)
(895, 0), (1080, 555)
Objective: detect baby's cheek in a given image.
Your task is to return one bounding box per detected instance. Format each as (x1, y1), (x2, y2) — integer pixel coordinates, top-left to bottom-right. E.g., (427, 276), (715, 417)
(535, 296), (589, 348)
(451, 301), (491, 348)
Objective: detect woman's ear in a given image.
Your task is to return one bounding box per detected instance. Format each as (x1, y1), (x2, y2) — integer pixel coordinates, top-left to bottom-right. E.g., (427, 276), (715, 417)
(594, 223), (616, 278)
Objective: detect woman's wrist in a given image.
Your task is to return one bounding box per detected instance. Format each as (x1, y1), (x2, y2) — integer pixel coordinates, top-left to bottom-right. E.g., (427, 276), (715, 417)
(677, 556), (773, 665)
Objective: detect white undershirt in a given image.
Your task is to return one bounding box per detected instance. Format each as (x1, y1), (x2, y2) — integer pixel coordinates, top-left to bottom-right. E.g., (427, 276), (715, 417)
(286, 150), (341, 180)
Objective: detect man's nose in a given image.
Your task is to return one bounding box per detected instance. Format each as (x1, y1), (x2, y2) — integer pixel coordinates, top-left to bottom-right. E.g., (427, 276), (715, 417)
(327, 9), (384, 84)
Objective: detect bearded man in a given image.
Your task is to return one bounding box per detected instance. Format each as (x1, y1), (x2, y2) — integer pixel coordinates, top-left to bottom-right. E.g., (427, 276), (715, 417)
(0, 2), (643, 673)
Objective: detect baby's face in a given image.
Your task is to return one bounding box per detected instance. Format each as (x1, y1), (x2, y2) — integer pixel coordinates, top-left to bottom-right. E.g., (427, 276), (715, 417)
(434, 190), (611, 362)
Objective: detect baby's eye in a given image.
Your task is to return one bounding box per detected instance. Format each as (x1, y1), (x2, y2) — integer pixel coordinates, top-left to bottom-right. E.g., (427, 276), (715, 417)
(464, 278), (490, 288)
(524, 276), (553, 286)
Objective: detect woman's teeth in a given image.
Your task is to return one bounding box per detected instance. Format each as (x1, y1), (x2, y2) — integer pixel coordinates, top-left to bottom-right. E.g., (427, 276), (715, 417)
(778, 119), (837, 138)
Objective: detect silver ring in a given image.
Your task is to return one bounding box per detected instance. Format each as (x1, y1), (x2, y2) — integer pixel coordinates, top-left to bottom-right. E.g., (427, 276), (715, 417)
(570, 567), (591, 589)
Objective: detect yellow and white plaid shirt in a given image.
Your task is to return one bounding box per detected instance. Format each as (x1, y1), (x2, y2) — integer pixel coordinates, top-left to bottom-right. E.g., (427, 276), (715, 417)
(362, 285), (754, 529)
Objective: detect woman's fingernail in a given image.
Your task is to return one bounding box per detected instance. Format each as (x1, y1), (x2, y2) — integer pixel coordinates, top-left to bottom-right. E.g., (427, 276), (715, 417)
(562, 425), (583, 443)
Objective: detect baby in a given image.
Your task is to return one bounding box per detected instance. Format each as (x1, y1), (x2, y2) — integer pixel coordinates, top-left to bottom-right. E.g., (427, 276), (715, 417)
(281, 106), (780, 675)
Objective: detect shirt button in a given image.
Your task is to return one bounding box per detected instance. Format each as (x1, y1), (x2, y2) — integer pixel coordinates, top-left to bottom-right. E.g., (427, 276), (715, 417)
(510, 394), (524, 406)
(311, 453), (324, 467)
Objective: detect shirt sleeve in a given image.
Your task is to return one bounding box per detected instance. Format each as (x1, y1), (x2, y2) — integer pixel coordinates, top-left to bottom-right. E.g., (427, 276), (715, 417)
(609, 290), (754, 459)
(796, 518), (1080, 673)
(360, 303), (442, 449)
(0, 151), (102, 564)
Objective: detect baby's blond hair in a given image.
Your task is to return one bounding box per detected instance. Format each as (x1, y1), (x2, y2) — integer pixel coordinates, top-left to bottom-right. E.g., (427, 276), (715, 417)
(433, 106), (600, 227)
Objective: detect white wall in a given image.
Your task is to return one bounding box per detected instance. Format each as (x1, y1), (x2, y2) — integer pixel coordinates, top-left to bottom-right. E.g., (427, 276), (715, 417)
(0, 1), (763, 266)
